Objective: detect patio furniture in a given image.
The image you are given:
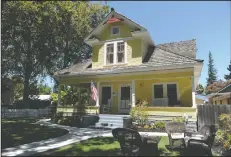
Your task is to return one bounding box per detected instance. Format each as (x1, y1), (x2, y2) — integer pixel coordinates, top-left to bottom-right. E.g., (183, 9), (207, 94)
(103, 98), (112, 113)
(185, 124), (216, 156)
(112, 128), (159, 156)
(165, 122), (186, 150)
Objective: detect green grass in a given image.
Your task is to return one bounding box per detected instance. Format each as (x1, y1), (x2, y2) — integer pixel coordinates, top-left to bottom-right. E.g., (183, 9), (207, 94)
(2, 118), (69, 149)
(35, 136), (215, 156)
(34, 136), (185, 156)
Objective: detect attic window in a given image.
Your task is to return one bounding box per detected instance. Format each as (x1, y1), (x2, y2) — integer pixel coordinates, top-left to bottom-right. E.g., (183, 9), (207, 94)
(111, 26), (120, 36)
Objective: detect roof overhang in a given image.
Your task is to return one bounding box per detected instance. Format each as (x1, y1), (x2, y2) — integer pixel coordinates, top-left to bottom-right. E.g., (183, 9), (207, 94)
(131, 31), (154, 46)
(54, 63), (195, 79)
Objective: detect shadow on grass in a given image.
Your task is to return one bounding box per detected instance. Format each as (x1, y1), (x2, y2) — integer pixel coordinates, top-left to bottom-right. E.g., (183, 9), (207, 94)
(33, 137), (122, 156)
(2, 118), (69, 149)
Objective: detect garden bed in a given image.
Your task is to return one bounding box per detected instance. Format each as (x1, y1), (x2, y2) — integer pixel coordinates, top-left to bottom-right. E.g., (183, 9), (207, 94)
(52, 112), (99, 128)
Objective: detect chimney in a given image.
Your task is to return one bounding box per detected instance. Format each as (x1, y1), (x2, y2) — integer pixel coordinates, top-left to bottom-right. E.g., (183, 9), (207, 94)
(111, 7), (115, 12)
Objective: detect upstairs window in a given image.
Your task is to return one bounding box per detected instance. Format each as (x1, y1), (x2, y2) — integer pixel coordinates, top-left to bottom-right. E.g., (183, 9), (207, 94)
(117, 42), (125, 63)
(104, 40), (126, 65)
(111, 27), (120, 36)
(106, 44), (114, 64)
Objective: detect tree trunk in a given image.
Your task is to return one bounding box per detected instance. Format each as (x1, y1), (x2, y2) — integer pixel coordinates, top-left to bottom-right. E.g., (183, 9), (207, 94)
(23, 73), (30, 108)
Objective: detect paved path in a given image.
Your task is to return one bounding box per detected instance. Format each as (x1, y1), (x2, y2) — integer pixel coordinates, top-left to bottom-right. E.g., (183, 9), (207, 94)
(1, 119), (167, 156)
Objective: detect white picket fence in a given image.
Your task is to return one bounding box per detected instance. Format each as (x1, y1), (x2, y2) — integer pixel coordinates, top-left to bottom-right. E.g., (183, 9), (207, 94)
(1, 108), (52, 118)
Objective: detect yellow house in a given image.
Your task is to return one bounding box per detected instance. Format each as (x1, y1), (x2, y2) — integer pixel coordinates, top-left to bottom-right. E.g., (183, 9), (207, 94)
(54, 8), (203, 116)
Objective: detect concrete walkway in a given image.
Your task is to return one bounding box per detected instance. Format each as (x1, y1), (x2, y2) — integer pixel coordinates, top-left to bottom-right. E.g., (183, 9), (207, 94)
(1, 119), (167, 156)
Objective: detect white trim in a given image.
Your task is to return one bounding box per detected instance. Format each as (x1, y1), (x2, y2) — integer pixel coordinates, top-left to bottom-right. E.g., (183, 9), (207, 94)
(132, 80), (135, 107)
(118, 84), (132, 114)
(100, 85), (113, 110)
(111, 26), (120, 36)
(104, 40), (127, 66)
(152, 82), (180, 107)
(125, 42), (128, 64)
(192, 76), (196, 108)
(91, 36), (138, 46)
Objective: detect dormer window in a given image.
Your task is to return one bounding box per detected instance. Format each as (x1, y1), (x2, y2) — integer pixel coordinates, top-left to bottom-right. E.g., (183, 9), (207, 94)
(111, 26), (120, 36)
(104, 40), (127, 65)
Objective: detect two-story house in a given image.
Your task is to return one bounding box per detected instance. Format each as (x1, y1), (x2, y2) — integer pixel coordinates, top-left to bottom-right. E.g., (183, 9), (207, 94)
(54, 8), (203, 115)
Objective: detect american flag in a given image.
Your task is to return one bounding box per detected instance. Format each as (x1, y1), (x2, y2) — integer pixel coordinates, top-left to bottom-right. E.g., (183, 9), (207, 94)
(91, 81), (98, 102)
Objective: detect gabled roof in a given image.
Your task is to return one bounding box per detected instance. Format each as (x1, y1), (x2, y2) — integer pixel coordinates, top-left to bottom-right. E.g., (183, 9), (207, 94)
(84, 8), (147, 42)
(54, 39), (203, 77)
(217, 83), (231, 93)
(157, 39), (198, 59)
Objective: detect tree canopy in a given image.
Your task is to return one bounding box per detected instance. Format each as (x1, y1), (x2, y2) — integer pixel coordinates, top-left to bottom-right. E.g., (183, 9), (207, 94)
(224, 60), (231, 80)
(196, 84), (204, 94)
(1, 1), (109, 106)
(206, 51), (217, 86)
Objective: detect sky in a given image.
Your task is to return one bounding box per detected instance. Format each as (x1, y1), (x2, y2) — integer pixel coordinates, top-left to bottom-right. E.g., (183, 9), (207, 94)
(44, 1), (231, 88)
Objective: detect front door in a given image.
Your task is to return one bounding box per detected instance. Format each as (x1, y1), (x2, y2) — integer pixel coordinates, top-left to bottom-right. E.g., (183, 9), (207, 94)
(119, 85), (131, 114)
(101, 86), (112, 113)
(167, 84), (178, 106)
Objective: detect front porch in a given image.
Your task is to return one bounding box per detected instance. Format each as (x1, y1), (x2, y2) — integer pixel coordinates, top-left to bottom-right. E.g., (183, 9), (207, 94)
(56, 69), (198, 118)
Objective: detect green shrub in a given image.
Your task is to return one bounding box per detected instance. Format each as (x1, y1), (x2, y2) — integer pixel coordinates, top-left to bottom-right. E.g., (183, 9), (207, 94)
(154, 121), (166, 129)
(172, 117), (185, 123)
(129, 100), (149, 126)
(215, 114), (231, 152)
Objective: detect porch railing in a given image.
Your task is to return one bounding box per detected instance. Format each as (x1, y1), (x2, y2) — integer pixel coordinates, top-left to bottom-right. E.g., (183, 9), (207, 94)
(152, 98), (168, 107)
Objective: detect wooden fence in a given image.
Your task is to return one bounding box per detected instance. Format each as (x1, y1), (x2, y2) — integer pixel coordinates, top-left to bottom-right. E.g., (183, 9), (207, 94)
(1, 108), (52, 118)
(197, 104), (231, 130)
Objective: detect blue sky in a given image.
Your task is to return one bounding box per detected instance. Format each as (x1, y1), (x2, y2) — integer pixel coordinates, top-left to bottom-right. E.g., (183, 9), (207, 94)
(44, 1), (231, 88)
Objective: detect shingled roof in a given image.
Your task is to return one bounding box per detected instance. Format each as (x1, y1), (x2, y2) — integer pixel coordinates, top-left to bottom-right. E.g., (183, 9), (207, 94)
(54, 39), (203, 77)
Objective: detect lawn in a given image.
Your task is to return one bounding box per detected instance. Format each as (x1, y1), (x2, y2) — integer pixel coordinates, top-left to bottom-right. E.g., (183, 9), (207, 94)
(2, 118), (69, 149)
(34, 136), (185, 156)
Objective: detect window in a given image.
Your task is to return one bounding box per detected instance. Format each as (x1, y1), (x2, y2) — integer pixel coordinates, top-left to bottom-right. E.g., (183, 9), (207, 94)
(228, 98), (231, 104)
(153, 83), (178, 106)
(111, 27), (120, 35)
(220, 100), (222, 104)
(154, 85), (163, 98)
(106, 44), (114, 64)
(104, 41), (126, 65)
(117, 42), (125, 63)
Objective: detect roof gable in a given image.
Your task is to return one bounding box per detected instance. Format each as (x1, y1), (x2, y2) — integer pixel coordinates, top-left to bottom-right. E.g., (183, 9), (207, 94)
(84, 8), (146, 42)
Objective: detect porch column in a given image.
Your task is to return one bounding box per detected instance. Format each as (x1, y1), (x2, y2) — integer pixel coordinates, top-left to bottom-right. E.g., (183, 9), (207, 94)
(96, 82), (100, 107)
(192, 76), (196, 108)
(132, 80), (136, 107)
(58, 85), (61, 106)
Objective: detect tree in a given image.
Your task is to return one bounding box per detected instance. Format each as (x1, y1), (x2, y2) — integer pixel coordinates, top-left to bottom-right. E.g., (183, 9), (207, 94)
(2, 1), (109, 107)
(196, 84), (204, 94)
(224, 60), (231, 80)
(206, 51), (217, 86)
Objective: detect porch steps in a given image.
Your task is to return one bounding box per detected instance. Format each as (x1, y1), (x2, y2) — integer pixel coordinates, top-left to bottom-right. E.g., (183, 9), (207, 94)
(90, 114), (197, 131)
(90, 114), (129, 129)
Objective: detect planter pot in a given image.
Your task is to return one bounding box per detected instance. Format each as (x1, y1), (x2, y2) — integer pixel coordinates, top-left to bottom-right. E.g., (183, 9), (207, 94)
(123, 117), (133, 128)
(81, 115), (99, 127)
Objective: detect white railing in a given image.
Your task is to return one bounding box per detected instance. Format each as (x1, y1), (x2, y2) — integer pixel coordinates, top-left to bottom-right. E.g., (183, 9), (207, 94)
(1, 108), (51, 118)
(152, 98), (168, 107)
